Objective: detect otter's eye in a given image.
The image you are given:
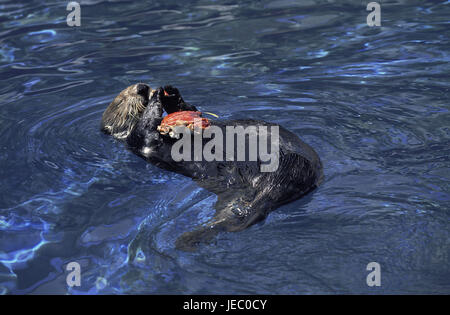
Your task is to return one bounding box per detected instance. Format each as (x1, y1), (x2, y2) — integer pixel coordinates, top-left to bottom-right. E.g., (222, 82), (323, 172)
(136, 84), (149, 96)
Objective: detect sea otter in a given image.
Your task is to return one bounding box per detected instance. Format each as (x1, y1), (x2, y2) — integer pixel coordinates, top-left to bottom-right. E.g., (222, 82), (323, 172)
(101, 83), (323, 251)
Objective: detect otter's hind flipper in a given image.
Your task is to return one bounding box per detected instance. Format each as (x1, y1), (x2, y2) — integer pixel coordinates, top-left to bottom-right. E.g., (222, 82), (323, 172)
(175, 190), (270, 251)
(175, 219), (225, 252)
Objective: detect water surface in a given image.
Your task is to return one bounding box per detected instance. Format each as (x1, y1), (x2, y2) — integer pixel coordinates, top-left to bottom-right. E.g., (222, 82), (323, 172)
(0, 0), (449, 294)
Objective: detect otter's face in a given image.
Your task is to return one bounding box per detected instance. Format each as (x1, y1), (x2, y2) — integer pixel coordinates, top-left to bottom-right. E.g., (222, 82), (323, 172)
(101, 83), (152, 139)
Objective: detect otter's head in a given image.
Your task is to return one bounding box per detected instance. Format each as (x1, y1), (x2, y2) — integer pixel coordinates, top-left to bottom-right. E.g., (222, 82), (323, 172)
(101, 83), (152, 139)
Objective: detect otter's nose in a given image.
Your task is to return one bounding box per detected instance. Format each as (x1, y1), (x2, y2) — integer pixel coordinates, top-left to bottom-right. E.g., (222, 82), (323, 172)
(136, 84), (149, 96)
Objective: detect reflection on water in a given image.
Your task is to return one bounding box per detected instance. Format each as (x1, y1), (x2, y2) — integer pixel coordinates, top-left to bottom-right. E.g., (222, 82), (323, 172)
(0, 0), (449, 294)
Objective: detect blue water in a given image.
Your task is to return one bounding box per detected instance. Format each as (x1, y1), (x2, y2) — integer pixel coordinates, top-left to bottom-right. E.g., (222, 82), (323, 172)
(0, 0), (449, 294)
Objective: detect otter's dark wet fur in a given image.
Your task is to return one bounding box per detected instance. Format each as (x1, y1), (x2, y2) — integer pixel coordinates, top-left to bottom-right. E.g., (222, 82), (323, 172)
(101, 84), (323, 251)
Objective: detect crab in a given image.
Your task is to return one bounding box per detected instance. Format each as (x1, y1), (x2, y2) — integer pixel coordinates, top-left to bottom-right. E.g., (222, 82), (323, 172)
(157, 111), (211, 139)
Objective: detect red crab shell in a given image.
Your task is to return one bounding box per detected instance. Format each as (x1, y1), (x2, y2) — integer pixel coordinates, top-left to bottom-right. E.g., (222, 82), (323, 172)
(157, 111), (211, 138)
